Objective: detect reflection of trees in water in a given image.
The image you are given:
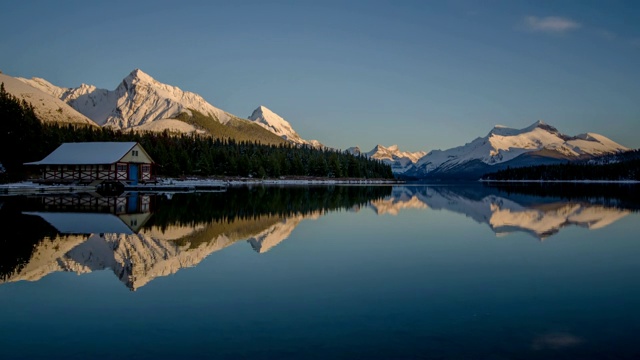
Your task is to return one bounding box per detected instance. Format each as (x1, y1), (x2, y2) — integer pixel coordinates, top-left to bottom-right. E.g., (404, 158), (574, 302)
(0, 186), (392, 282)
(484, 182), (640, 210)
(146, 185), (393, 229)
(0, 201), (57, 281)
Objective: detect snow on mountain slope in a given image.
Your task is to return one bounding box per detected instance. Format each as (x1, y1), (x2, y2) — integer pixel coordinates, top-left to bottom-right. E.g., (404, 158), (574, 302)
(1, 73), (97, 126)
(348, 144), (426, 174)
(366, 144), (427, 163)
(20, 69), (236, 128)
(248, 105), (323, 148)
(19, 74), (123, 126)
(414, 121), (628, 176)
(130, 119), (205, 134)
(346, 146), (362, 156)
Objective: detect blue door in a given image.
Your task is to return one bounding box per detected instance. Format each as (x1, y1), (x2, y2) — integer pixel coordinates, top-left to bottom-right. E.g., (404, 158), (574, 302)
(129, 164), (139, 185)
(128, 192), (139, 213)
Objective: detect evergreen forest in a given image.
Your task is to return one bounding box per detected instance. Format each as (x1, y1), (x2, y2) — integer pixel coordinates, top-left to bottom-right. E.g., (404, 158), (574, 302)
(482, 151), (640, 182)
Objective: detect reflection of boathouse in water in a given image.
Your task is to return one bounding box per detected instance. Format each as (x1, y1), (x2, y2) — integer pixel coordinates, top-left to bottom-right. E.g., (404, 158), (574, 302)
(25, 193), (152, 234)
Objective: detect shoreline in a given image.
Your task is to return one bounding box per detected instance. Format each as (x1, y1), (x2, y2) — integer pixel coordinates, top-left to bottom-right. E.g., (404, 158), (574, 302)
(0, 177), (402, 196)
(162, 177), (401, 186)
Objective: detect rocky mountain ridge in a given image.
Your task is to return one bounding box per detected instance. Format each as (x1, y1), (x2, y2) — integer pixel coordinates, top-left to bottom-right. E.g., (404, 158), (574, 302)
(248, 105), (323, 148)
(15, 70), (288, 145)
(408, 121), (628, 178)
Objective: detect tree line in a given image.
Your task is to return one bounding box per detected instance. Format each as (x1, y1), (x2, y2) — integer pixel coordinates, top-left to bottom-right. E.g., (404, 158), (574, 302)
(482, 151), (640, 181)
(483, 181), (640, 210)
(0, 83), (393, 182)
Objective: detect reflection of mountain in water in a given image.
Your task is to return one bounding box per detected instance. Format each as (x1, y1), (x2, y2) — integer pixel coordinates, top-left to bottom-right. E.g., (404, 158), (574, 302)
(369, 187), (427, 215)
(0, 186), (390, 290)
(9, 213), (317, 290)
(371, 184), (637, 239)
(246, 214), (322, 253)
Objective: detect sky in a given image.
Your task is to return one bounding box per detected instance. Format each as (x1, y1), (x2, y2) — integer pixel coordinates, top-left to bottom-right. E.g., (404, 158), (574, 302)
(1, 0), (639, 152)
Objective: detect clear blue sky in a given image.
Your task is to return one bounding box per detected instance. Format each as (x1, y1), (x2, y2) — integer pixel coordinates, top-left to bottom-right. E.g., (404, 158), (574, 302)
(1, 0), (639, 152)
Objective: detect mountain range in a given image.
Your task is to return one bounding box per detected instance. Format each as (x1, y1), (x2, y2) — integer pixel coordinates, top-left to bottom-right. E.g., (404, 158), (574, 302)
(10, 69), (298, 146)
(3, 69), (631, 179)
(349, 121), (628, 179)
(347, 145), (427, 174)
(405, 121), (628, 179)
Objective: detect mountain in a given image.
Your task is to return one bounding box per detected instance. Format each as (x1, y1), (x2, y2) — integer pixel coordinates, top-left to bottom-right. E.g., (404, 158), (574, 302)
(406, 121), (628, 179)
(347, 144), (426, 174)
(18, 69), (286, 145)
(0, 73), (97, 126)
(248, 105), (323, 148)
(346, 146), (362, 156)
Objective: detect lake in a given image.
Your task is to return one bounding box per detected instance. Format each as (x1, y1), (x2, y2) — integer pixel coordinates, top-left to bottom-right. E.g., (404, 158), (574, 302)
(1, 183), (639, 359)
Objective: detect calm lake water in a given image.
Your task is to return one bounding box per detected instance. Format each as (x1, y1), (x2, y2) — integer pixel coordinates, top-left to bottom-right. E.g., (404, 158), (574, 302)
(1, 184), (639, 359)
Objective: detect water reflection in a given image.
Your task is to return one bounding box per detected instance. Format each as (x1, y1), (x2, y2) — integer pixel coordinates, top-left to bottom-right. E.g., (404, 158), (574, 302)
(374, 184), (638, 240)
(0, 186), (390, 290)
(1, 183), (638, 290)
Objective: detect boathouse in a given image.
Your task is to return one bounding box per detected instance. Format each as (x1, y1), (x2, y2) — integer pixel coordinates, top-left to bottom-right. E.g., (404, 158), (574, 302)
(25, 142), (154, 185)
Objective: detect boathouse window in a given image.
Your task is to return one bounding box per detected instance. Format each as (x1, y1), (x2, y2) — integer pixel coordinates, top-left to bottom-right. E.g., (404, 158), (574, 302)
(117, 164), (127, 172)
(141, 164), (151, 173)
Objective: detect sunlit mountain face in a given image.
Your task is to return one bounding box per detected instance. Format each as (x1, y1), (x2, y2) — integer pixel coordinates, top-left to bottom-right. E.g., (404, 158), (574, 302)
(1, 183), (637, 290)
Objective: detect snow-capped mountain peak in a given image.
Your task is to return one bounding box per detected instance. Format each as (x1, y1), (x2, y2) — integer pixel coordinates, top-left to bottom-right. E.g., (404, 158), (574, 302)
(366, 144), (426, 163)
(411, 120), (628, 178)
(20, 68), (237, 128)
(249, 105), (298, 140)
(351, 144), (427, 174)
(248, 105), (323, 148)
(346, 146), (362, 156)
(124, 68), (154, 84)
(488, 120), (557, 138)
(17, 69), (314, 145)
